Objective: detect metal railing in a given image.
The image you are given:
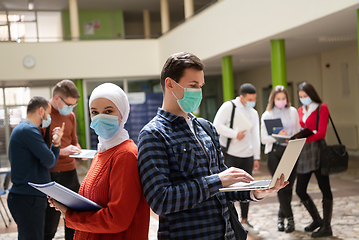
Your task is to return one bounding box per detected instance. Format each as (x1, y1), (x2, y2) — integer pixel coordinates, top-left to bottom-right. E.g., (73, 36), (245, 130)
(0, 0), (218, 43)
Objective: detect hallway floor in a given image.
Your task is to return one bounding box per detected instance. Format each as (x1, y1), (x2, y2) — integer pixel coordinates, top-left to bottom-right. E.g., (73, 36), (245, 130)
(0, 157), (358, 240)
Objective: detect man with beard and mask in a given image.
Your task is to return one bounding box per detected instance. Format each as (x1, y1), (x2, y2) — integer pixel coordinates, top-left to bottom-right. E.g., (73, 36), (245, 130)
(42, 80), (82, 240)
(8, 96), (64, 240)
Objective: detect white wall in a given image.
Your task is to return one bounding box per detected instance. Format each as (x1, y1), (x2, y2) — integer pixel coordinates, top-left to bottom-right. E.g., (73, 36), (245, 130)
(0, 39), (160, 81)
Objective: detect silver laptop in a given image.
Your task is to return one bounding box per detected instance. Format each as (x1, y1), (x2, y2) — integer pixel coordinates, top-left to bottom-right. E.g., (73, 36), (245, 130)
(219, 138), (306, 192)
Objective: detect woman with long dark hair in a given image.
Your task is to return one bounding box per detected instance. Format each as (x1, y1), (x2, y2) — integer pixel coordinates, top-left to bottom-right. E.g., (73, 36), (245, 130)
(261, 85), (300, 233)
(296, 82), (333, 238)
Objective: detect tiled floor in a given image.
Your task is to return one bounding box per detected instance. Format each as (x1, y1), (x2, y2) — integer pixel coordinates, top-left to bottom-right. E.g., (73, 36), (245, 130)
(1, 157), (358, 240)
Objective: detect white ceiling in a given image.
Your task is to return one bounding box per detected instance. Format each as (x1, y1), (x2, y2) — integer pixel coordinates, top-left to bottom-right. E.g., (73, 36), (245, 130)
(203, 3), (359, 73)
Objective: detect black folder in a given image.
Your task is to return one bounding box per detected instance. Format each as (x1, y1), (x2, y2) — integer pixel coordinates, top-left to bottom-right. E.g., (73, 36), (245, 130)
(290, 128), (314, 140)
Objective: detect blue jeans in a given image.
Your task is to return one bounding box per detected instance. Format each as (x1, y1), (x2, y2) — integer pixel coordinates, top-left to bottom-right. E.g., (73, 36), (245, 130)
(8, 192), (47, 240)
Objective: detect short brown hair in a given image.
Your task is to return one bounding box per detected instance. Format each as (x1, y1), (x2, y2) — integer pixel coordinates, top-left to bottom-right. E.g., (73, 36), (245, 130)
(27, 96), (49, 114)
(298, 82), (322, 104)
(53, 80), (80, 99)
(160, 52), (204, 92)
(266, 85), (291, 111)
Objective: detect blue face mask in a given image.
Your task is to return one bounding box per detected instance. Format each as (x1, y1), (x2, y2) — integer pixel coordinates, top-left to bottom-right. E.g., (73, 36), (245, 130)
(58, 105), (74, 116)
(172, 80), (202, 113)
(41, 114), (51, 128)
(300, 97), (312, 105)
(90, 114), (119, 140)
(245, 101), (256, 108)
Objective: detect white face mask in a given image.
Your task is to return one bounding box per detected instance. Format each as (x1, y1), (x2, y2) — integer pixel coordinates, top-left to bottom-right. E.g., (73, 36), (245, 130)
(41, 114), (51, 128)
(300, 97), (312, 106)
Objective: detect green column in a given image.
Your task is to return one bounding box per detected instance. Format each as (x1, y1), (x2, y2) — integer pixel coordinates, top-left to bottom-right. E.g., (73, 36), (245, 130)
(271, 39), (287, 88)
(357, 10), (359, 63)
(222, 55), (234, 102)
(74, 79), (87, 148)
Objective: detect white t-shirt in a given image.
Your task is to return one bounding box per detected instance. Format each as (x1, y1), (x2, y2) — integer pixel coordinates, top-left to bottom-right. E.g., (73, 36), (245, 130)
(213, 97), (260, 159)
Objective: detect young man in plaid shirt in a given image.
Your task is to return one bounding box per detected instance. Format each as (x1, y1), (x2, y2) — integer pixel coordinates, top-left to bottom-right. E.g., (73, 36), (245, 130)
(138, 52), (287, 240)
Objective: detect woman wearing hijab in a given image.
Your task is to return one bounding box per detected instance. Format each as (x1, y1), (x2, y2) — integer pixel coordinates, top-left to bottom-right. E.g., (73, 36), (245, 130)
(49, 83), (150, 239)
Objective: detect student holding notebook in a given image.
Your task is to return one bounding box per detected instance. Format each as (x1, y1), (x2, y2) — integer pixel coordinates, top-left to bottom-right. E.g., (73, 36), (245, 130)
(49, 83), (150, 240)
(261, 85), (300, 233)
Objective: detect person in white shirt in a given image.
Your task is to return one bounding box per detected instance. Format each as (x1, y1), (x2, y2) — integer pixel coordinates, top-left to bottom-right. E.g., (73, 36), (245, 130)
(213, 83), (260, 234)
(261, 85), (300, 233)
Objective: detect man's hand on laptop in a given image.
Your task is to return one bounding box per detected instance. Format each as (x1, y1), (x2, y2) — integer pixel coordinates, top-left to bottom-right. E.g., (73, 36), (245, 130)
(219, 167), (254, 188)
(252, 174), (289, 200)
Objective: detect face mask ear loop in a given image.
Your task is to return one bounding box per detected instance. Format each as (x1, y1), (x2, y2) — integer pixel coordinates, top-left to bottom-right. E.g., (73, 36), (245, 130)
(171, 79), (184, 101)
(172, 91), (179, 101)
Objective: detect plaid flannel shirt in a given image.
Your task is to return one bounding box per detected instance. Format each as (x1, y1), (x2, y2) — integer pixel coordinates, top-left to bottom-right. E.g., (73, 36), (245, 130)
(138, 109), (255, 240)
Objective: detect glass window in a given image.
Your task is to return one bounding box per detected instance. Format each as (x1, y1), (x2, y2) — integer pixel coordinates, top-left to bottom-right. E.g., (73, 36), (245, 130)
(37, 11), (63, 42)
(0, 107), (5, 156)
(8, 11), (37, 42)
(128, 79), (161, 93)
(0, 88), (3, 105)
(0, 12), (8, 41)
(10, 22), (37, 42)
(7, 106), (27, 126)
(0, 25), (9, 41)
(5, 88), (30, 105)
(0, 12), (7, 24)
(8, 11), (36, 22)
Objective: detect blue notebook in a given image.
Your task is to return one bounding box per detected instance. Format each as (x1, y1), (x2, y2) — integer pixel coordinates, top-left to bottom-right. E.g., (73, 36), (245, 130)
(264, 118), (283, 135)
(29, 182), (103, 211)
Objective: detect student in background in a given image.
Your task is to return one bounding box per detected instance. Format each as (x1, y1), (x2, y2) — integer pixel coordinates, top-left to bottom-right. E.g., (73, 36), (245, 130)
(260, 85), (300, 233)
(296, 82), (333, 238)
(49, 83), (150, 239)
(8, 96), (64, 240)
(43, 79), (82, 240)
(213, 83), (261, 234)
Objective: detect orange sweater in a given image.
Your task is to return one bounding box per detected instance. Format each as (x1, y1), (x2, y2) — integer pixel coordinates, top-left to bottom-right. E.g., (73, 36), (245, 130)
(41, 106), (78, 172)
(65, 139), (150, 240)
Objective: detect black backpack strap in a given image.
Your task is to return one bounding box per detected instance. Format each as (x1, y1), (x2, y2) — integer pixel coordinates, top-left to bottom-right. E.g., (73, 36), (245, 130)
(197, 118), (224, 167)
(225, 101), (236, 153)
(316, 104), (342, 145)
(197, 118), (216, 143)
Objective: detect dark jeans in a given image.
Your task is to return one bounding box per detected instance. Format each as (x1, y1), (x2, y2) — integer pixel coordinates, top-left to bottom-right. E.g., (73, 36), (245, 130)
(44, 169), (80, 240)
(267, 144), (297, 218)
(8, 192), (47, 240)
(296, 169), (333, 201)
(225, 155), (254, 220)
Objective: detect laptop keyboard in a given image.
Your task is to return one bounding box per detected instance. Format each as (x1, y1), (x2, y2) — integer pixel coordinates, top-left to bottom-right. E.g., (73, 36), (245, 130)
(245, 179), (272, 187)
